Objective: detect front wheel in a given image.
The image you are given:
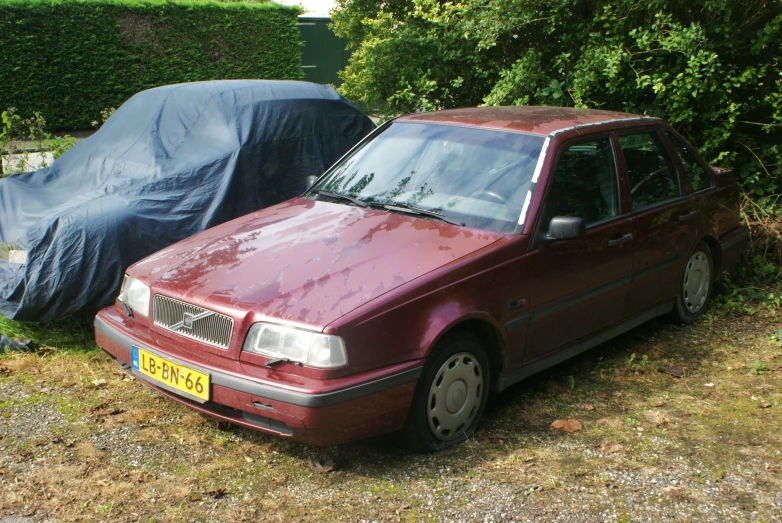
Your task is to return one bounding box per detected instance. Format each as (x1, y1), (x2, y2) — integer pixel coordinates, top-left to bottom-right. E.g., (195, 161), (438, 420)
(673, 241), (714, 323)
(400, 332), (490, 452)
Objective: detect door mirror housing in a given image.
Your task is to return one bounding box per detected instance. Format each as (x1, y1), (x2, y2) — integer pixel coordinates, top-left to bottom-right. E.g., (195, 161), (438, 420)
(546, 216), (586, 241)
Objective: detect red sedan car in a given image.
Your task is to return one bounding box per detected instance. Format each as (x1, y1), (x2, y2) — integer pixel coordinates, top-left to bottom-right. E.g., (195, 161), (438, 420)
(95, 107), (747, 451)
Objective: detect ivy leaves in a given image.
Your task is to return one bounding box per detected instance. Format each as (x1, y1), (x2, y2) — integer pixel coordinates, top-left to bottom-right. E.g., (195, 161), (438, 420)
(333, 0), (782, 215)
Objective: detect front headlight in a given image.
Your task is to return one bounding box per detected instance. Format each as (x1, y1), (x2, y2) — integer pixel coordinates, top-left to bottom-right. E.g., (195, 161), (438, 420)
(118, 275), (151, 317)
(242, 323), (347, 368)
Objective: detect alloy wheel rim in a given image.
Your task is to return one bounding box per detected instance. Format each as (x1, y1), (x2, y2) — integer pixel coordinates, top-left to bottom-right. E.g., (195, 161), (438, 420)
(427, 352), (484, 441)
(683, 250), (710, 313)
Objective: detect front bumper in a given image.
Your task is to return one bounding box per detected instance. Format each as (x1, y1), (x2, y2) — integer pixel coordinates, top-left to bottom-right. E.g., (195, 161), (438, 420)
(94, 311), (421, 446)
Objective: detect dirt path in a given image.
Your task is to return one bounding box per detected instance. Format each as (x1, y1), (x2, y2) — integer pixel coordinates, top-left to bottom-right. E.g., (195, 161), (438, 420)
(1, 309), (780, 522)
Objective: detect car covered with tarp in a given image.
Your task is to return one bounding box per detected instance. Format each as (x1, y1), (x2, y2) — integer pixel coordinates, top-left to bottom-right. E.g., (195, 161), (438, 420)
(0, 80), (375, 321)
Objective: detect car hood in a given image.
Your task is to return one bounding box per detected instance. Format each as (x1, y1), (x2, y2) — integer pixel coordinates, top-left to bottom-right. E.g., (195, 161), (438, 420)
(130, 198), (504, 330)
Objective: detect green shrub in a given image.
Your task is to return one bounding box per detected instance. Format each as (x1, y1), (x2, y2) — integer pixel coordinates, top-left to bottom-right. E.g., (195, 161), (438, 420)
(1, 107), (76, 177)
(0, 0), (302, 130)
(333, 0), (782, 219)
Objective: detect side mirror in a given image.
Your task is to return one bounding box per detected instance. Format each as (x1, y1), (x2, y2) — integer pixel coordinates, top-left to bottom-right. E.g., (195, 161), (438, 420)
(546, 216), (585, 241)
(306, 175), (319, 190)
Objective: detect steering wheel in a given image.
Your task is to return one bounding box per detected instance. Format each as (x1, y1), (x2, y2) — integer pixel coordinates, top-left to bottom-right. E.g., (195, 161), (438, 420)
(469, 190), (508, 205)
(630, 166), (669, 195)
(488, 157), (529, 175)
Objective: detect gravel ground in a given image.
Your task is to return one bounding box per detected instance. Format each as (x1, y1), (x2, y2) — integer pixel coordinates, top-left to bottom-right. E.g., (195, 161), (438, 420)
(1, 309), (781, 522)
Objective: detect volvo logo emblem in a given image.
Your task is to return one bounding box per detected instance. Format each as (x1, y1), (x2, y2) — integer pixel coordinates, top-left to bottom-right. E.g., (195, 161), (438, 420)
(171, 310), (215, 331)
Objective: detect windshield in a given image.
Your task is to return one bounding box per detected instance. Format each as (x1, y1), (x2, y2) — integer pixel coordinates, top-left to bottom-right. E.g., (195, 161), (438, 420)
(308, 122), (546, 233)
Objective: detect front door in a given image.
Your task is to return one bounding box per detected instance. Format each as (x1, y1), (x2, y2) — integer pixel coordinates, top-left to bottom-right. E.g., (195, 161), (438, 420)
(523, 135), (634, 363)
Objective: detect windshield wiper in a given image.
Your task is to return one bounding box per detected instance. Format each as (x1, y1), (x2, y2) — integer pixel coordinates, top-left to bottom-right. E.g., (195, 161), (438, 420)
(312, 189), (368, 208)
(380, 202), (465, 226)
(314, 190), (464, 226)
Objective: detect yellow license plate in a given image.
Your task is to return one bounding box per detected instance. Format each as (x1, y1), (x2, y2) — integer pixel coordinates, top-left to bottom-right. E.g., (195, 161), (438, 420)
(131, 346), (210, 401)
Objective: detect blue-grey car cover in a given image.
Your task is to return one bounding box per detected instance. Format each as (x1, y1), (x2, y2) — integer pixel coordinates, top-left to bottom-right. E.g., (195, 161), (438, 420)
(0, 80), (376, 321)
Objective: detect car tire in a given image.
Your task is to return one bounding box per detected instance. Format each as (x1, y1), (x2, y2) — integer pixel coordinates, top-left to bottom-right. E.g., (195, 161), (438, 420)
(673, 241), (714, 324)
(400, 331), (490, 452)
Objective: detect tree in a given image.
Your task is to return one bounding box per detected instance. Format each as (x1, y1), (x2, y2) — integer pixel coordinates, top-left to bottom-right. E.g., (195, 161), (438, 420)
(332, 0), (782, 218)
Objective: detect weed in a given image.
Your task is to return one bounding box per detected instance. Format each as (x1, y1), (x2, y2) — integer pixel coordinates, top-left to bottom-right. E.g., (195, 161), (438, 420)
(716, 256), (782, 315)
(750, 360), (771, 375)
(627, 352), (649, 370)
(90, 107), (116, 129)
(0, 107), (76, 177)
(590, 357), (614, 380)
(97, 499), (114, 516)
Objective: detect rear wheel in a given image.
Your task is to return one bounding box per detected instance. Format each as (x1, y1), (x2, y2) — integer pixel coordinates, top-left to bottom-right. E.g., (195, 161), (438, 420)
(673, 241), (713, 323)
(400, 331), (490, 452)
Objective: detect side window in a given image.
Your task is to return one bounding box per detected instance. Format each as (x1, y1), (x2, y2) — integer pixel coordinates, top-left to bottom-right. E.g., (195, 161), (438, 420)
(618, 132), (680, 210)
(665, 131), (714, 192)
(539, 136), (619, 230)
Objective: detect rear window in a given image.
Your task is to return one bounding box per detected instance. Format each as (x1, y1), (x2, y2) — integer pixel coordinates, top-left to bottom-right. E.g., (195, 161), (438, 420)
(665, 132), (714, 193)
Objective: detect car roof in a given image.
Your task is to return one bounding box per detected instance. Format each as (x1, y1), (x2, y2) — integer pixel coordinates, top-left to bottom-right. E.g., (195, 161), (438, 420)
(397, 106), (657, 137)
(139, 79), (348, 103)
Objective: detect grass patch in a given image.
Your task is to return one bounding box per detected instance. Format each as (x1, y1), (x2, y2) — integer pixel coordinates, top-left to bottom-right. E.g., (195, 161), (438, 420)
(1, 304), (781, 521)
(0, 310), (98, 353)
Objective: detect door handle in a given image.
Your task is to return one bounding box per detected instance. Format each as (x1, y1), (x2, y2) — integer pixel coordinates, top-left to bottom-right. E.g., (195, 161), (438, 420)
(678, 211), (698, 223)
(607, 233), (633, 247)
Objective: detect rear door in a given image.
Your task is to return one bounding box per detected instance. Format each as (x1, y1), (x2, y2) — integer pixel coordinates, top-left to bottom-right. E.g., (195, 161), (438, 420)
(618, 129), (698, 315)
(523, 134), (634, 363)
(663, 130), (718, 234)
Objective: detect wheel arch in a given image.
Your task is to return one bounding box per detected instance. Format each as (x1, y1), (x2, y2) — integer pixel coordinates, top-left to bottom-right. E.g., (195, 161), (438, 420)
(427, 314), (507, 391)
(700, 234), (721, 276)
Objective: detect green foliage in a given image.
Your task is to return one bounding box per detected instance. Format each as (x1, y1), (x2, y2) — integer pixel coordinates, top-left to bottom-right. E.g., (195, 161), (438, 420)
(750, 359), (771, 375)
(91, 107), (117, 129)
(0, 0), (302, 130)
(627, 352), (649, 370)
(333, 0), (782, 216)
(1, 107), (76, 176)
(715, 255), (782, 314)
(0, 309), (98, 353)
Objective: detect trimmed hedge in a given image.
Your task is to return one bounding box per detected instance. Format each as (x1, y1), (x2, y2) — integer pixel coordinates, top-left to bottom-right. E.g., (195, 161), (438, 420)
(0, 0), (302, 130)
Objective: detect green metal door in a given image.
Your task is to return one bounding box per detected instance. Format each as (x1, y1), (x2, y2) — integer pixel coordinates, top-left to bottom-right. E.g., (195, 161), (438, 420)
(298, 16), (350, 86)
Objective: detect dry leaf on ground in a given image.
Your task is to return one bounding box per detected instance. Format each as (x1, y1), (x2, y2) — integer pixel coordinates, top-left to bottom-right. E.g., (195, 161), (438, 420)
(551, 418), (582, 433)
(206, 488), (227, 499)
(51, 436), (74, 448)
(662, 365), (684, 378)
(310, 457), (337, 474)
(477, 434), (507, 444)
(598, 442), (623, 454)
